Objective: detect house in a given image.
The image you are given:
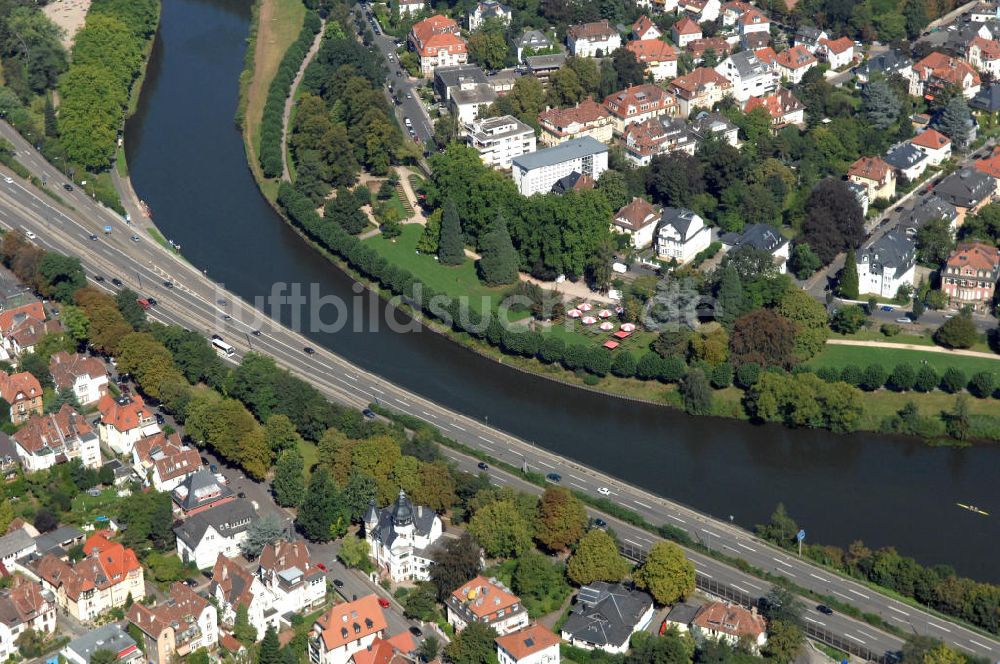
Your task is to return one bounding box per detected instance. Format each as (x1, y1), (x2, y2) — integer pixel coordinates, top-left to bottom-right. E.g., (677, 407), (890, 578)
(848, 156), (896, 201)
(33, 525), (84, 557)
(687, 37), (732, 63)
(551, 172), (596, 194)
(691, 602), (768, 653)
(350, 634), (418, 664)
(910, 128), (952, 166)
(970, 82), (1000, 112)
(741, 30), (770, 51)
(364, 491), (443, 583)
(622, 117), (699, 166)
(525, 54), (566, 78)
(433, 65), (487, 101)
(655, 207), (712, 264)
(308, 595), (388, 664)
(668, 68), (733, 117)
(495, 624), (561, 664)
(774, 44), (818, 84)
(975, 144), (1000, 185)
(632, 15), (661, 41)
(468, 0), (510, 31)
(737, 8), (770, 47)
(132, 432), (202, 492)
(127, 582), (218, 664)
(690, 110), (739, 146)
(716, 50), (777, 102)
(409, 15), (467, 76)
(488, 68), (519, 95)
(604, 84), (679, 133)
(258, 540), (327, 615)
(967, 35), (1000, 76)
(0, 528), (37, 568)
(942, 242), (1000, 310)
(61, 625), (142, 664)
(48, 352), (108, 406)
(884, 142), (929, 182)
(211, 554), (273, 637)
(898, 194), (958, 235)
(0, 302), (47, 360)
(397, 0), (424, 16)
(172, 468), (236, 518)
(848, 181), (869, 216)
(661, 602), (702, 633)
(448, 82), (498, 125)
(672, 17), (702, 48)
(744, 87), (806, 129)
(721, 1), (754, 26)
(511, 137), (609, 196)
(33, 531), (144, 622)
(96, 393), (160, 456)
(12, 405), (101, 473)
(538, 100), (615, 146)
(971, 0), (1000, 21)
(566, 20), (621, 57)
(794, 25), (829, 52)
(720, 224), (790, 273)
(4, 317), (62, 359)
(680, 0), (721, 23)
(0, 371), (43, 424)
(857, 232), (917, 298)
(936, 167), (996, 223)
(447, 576), (529, 636)
(856, 49), (912, 84)
(466, 115), (536, 169)
(819, 36), (854, 69)
(560, 582), (654, 654)
(174, 499), (257, 570)
(909, 53), (981, 100)
(613, 198), (662, 249)
(627, 39), (678, 81)
(0, 579), (57, 662)
(516, 30), (552, 62)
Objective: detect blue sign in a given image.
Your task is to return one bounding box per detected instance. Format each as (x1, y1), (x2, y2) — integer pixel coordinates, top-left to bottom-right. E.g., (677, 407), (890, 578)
(797, 529), (806, 542)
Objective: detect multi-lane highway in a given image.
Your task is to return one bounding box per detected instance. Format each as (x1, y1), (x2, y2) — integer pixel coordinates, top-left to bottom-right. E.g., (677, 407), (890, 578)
(0, 127), (997, 661)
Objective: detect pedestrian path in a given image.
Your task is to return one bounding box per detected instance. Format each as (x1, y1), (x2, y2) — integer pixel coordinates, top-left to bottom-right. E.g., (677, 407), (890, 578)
(828, 338), (1000, 360)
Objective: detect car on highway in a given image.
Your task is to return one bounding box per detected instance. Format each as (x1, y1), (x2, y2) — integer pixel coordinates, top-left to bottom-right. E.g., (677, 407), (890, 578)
(303, 346), (316, 355)
(3, 176), (12, 184)
(147, 297), (158, 306)
(211, 334), (223, 341)
(895, 317), (912, 323)
(94, 275), (105, 282)
(378, 597), (391, 608)
(89, 233), (98, 241)
(477, 461), (489, 470)
(817, 605), (834, 615)
(593, 517), (607, 529)
(597, 487), (611, 496)
(24, 230), (36, 240)
(332, 579), (344, 588)
(545, 472), (562, 483)
(111, 278), (123, 287)
(131, 234), (140, 242)
(362, 408), (376, 419)
(880, 305), (894, 312)
(163, 280), (174, 288)
(251, 329), (261, 336)
(63, 183), (73, 191)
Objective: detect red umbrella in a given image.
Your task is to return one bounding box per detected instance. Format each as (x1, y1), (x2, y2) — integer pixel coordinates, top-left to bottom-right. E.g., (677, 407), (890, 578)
(598, 309), (613, 318)
(567, 309), (582, 318)
(581, 316), (597, 325)
(620, 323), (636, 332)
(578, 302), (593, 312)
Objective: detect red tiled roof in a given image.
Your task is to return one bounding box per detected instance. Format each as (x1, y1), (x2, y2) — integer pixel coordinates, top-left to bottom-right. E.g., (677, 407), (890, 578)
(975, 145), (1000, 178)
(776, 44), (817, 70)
(314, 595), (387, 651)
(49, 352), (107, 392)
(603, 84), (677, 118)
(688, 37), (732, 58)
(0, 371), (42, 406)
(669, 68), (732, 98)
(213, 555), (256, 610)
(351, 634), (417, 664)
(739, 8), (769, 26)
(538, 99), (612, 135)
(615, 197), (661, 230)
(674, 17), (701, 35)
(133, 432), (201, 483)
(12, 404), (91, 456)
(947, 242), (1000, 272)
(744, 87), (804, 121)
(5, 579), (52, 624)
(693, 602), (767, 639)
(127, 582), (211, 643)
(259, 540), (318, 577)
(632, 15), (657, 38)
(34, 533), (140, 601)
(913, 52), (981, 88)
(754, 46), (778, 65)
(911, 128), (951, 150)
(97, 393), (151, 433)
(8, 318), (61, 349)
(848, 156), (893, 182)
(820, 36), (853, 54)
(627, 39), (677, 63)
(495, 624), (560, 660)
(0, 303), (44, 335)
(450, 576), (521, 619)
(970, 36), (1000, 61)
(410, 15), (466, 57)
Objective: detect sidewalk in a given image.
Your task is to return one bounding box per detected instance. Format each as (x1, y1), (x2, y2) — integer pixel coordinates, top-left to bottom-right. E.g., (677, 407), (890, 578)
(827, 338), (1000, 360)
(281, 19), (327, 181)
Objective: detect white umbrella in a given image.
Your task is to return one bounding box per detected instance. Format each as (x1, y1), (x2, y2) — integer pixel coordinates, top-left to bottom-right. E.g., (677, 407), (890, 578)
(621, 323), (636, 332)
(598, 309), (613, 318)
(599, 321), (614, 331)
(567, 309), (582, 318)
(582, 316), (597, 325)
(578, 302), (593, 312)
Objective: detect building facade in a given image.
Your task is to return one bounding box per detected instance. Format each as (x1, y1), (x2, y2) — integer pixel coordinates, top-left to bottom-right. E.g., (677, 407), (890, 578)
(511, 137), (609, 196)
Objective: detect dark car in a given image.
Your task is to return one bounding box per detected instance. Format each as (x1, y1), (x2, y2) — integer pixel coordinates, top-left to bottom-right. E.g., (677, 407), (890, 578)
(408, 626), (423, 637)
(817, 605), (834, 615)
(184, 578), (198, 588)
(94, 275), (105, 282)
(251, 329), (262, 336)
(209, 464), (218, 474)
(211, 334), (223, 341)
(162, 281), (174, 289)
(304, 346), (316, 355)
(111, 278), (123, 287)
(89, 233), (98, 241)
(63, 183), (73, 191)
(155, 413), (165, 425)
(593, 517), (608, 529)
(546, 472), (562, 483)
(362, 408), (376, 419)
(477, 462), (489, 470)
(238, 491), (246, 499)
(333, 579), (344, 588)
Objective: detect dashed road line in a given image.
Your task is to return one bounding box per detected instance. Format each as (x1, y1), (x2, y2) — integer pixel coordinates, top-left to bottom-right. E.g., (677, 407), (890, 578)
(845, 635), (866, 645)
(810, 573), (831, 582)
(927, 621), (952, 634)
(738, 542), (757, 552)
(731, 584), (750, 594)
(776, 568), (796, 578)
(421, 410), (436, 418)
(701, 528), (721, 537)
(833, 591), (852, 601)
(804, 617), (825, 626)
(633, 499), (652, 509)
(723, 545), (739, 553)
(538, 460), (554, 468)
(849, 589), (870, 599)
(668, 515), (687, 523)
(773, 557), (793, 568)
(888, 606), (910, 616)
(968, 640), (992, 651)
(451, 423), (465, 431)
(857, 630), (877, 640)
(477, 435), (492, 443)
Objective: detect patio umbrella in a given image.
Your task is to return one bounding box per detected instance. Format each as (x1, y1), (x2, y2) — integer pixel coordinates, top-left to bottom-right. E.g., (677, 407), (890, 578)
(578, 302), (593, 312)
(598, 309), (613, 318)
(581, 316), (597, 325)
(567, 309), (582, 318)
(599, 321), (614, 331)
(621, 323), (636, 332)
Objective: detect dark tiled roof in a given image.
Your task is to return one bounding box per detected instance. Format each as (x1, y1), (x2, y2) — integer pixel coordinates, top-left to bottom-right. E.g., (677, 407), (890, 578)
(174, 499), (257, 548)
(561, 582), (653, 649)
(860, 231), (915, 271)
(935, 168), (994, 208)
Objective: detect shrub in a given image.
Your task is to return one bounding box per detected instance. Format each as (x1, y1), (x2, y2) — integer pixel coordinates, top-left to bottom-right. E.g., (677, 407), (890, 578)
(659, 356), (687, 383)
(914, 364), (938, 392)
(611, 351), (637, 378)
(940, 367), (967, 394)
(933, 314), (978, 349)
(734, 362), (761, 389)
(710, 362), (733, 388)
(880, 323), (901, 337)
(886, 364), (916, 392)
(861, 364), (888, 391)
(816, 366), (840, 382)
(839, 364), (862, 386)
(968, 371), (995, 398)
(635, 353), (662, 380)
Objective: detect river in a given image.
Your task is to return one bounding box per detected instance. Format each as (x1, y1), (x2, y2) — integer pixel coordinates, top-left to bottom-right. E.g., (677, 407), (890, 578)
(124, 0), (1000, 582)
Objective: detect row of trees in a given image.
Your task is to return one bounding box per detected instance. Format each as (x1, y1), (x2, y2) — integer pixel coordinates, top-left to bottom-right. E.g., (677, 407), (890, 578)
(0, 3), (67, 100)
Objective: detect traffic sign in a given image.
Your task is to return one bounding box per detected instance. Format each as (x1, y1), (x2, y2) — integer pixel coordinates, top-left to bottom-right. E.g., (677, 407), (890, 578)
(797, 529), (806, 542)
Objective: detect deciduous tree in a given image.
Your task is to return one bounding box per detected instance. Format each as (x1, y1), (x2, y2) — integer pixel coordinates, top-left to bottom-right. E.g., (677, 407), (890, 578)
(567, 529), (630, 585)
(273, 449), (306, 508)
(934, 313), (978, 349)
(801, 179), (864, 265)
(729, 309), (798, 369)
(633, 541), (696, 605)
(535, 487), (587, 551)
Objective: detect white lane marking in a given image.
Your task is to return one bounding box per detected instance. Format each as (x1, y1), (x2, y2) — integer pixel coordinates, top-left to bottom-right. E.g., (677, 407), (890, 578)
(804, 617), (825, 626)
(810, 573), (831, 582)
(570, 482), (588, 490)
(776, 568), (796, 578)
(370, 387), (384, 394)
(887, 615), (906, 623)
(845, 635), (866, 645)
(927, 621), (952, 634)
(888, 606), (910, 616)
(346, 374), (359, 381)
(477, 436), (492, 443)
(701, 528), (720, 538)
(421, 410), (436, 418)
(451, 423), (465, 431)
(743, 580), (763, 591)
(633, 500), (652, 509)
(668, 515), (687, 523)
(730, 584), (750, 594)
(773, 557), (793, 568)
(968, 639), (992, 651)
(695, 570), (713, 579)
(833, 591), (852, 601)
(494, 476), (508, 484)
(738, 542), (757, 552)
(508, 448), (524, 456)
(569, 474), (586, 482)
(857, 630), (877, 640)
(394, 398), (410, 406)
(723, 545), (739, 553)
(849, 589), (870, 599)
(624, 538), (642, 546)
(538, 460), (554, 468)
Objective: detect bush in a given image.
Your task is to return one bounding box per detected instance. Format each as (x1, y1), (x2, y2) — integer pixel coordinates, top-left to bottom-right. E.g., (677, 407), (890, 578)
(611, 351), (637, 378)
(635, 353), (662, 380)
(860, 364), (887, 391)
(816, 366), (840, 382)
(940, 367), (967, 394)
(968, 371), (995, 398)
(880, 323), (901, 337)
(659, 356), (687, 383)
(886, 364), (916, 391)
(839, 364), (862, 386)
(710, 362), (733, 388)
(914, 364), (938, 392)
(933, 314), (978, 349)
(734, 362), (761, 389)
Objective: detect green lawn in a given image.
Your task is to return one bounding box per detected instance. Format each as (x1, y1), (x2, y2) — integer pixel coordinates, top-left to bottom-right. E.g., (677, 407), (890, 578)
(809, 344), (1000, 377)
(299, 438), (319, 473)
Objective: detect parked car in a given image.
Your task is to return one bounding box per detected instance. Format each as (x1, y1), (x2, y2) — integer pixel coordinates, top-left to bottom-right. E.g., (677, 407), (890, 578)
(546, 472), (562, 483)
(593, 517), (608, 529)
(378, 597), (391, 608)
(63, 183), (73, 191)
(111, 278), (123, 287)
(409, 627), (423, 637)
(362, 408), (376, 419)
(333, 579), (344, 588)
(316, 563), (327, 572)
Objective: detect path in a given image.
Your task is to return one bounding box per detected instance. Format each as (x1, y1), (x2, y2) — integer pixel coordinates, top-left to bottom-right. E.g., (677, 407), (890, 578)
(828, 338), (1000, 360)
(281, 19), (326, 181)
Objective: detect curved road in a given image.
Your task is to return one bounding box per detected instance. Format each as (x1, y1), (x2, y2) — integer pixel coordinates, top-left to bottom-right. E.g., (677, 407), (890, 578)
(0, 125), (996, 661)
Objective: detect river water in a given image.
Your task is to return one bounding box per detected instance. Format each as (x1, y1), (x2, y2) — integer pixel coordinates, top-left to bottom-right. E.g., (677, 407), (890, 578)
(124, 0), (1000, 582)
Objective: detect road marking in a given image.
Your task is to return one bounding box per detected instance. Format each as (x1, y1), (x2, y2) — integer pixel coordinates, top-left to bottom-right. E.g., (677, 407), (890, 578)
(451, 423), (465, 431)
(421, 410), (436, 418)
(845, 635), (866, 645)
(477, 436), (492, 443)
(810, 573), (831, 582)
(968, 639), (992, 651)
(508, 448), (524, 456)
(804, 617), (825, 626)
(772, 557), (793, 568)
(743, 581), (763, 591)
(857, 630), (877, 640)
(494, 476), (508, 484)
(731, 584), (750, 594)
(570, 482), (588, 490)
(776, 568), (796, 578)
(345, 374), (359, 381)
(624, 538), (642, 546)
(849, 589), (870, 599)
(738, 542), (757, 552)
(394, 398), (410, 406)
(668, 515), (687, 523)
(695, 570), (713, 579)
(723, 545), (739, 553)
(569, 474), (586, 482)
(927, 621), (952, 633)
(633, 499), (652, 509)
(888, 606), (910, 616)
(833, 591), (852, 601)
(538, 460), (554, 468)
(887, 615), (906, 623)
(701, 528), (720, 537)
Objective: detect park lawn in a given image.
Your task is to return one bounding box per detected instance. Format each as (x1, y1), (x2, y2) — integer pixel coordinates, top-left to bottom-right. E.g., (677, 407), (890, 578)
(70, 488), (122, 525)
(855, 388), (1000, 427)
(808, 344), (1000, 378)
(299, 438), (319, 474)
(382, 189), (412, 220)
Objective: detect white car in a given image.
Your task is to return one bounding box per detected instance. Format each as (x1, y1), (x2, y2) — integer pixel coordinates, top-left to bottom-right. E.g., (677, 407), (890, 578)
(597, 487), (611, 496)
(3, 176), (12, 184)
(24, 230), (36, 240)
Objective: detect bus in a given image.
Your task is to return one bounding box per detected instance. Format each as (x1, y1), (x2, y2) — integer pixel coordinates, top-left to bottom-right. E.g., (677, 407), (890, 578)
(211, 338), (235, 358)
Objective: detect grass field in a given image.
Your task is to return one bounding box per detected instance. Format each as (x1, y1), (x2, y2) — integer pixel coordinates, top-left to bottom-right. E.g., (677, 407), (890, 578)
(299, 439), (318, 473)
(808, 344), (1000, 377)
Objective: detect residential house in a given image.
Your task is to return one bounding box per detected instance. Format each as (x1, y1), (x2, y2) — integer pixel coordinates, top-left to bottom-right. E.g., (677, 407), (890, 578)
(515, 30), (552, 62)
(433, 65), (487, 101)
(566, 20), (621, 57)
(4, 317), (62, 359)
(970, 0), (1000, 21)
(487, 68), (518, 95)
(211, 554), (273, 637)
(0, 528), (36, 569)
(560, 582), (654, 654)
(132, 432), (202, 492)
(127, 582), (218, 664)
(884, 142), (930, 182)
(409, 15), (467, 76)
(716, 50), (777, 103)
(937, 167), (995, 224)
(538, 100), (615, 146)
(975, 144), (1000, 187)
(0, 371), (42, 424)
(96, 393), (160, 456)
(742, 31), (770, 51)
(0, 302), (46, 361)
(632, 15), (662, 41)
(655, 207), (712, 264)
(687, 37), (732, 63)
(397, 0), (424, 16)
(967, 35), (1000, 76)
(604, 83), (679, 133)
(550, 172), (596, 194)
(174, 499), (257, 570)
(819, 36), (854, 69)
(909, 52), (981, 100)
(668, 68), (733, 117)
(720, 1), (754, 26)
(33, 525), (84, 557)
(495, 624), (561, 664)
(720, 224), (790, 273)
(847, 181), (870, 216)
(172, 468), (236, 518)
(468, 0), (510, 31)
(350, 634), (418, 664)
(48, 352), (108, 406)
(738, 8), (770, 48)
(794, 26), (829, 52)
(0, 579), (57, 662)
(662, 602), (702, 633)
(525, 53), (566, 78)
(691, 602), (768, 653)
(258, 540), (327, 616)
(447, 576), (529, 636)
(613, 198), (662, 249)
(680, 0), (721, 23)
(970, 82), (1000, 112)
(467, 115), (536, 169)
(511, 137), (609, 196)
(364, 491), (443, 582)
(650, 0), (679, 13)
(897, 195), (958, 235)
(308, 595), (388, 664)
(448, 81), (497, 124)
(744, 87), (806, 129)
(672, 17), (702, 48)
(856, 49), (913, 84)
(942, 242), (1000, 310)
(848, 156), (896, 201)
(690, 110), (739, 146)
(12, 405), (101, 473)
(775, 44), (818, 84)
(910, 128), (952, 166)
(857, 231), (917, 298)
(32, 531), (144, 622)
(622, 117), (699, 166)
(61, 625), (142, 664)
(627, 39), (678, 81)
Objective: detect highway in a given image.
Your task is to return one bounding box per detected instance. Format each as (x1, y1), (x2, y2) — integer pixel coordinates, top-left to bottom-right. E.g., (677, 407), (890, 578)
(0, 127), (997, 661)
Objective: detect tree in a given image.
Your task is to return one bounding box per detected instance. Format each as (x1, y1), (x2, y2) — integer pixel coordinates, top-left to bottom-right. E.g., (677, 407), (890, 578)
(438, 200), (466, 265)
(934, 313), (978, 349)
(611, 47), (646, 89)
(729, 309), (798, 369)
(837, 250), (860, 299)
(914, 365), (939, 392)
(830, 305), (868, 334)
(0, 501), (13, 534)
(904, 0), (929, 38)
(469, 499), (533, 558)
(567, 529), (630, 585)
(862, 79), (901, 130)
(90, 650), (119, 664)
(861, 363), (888, 391)
(968, 370), (995, 398)
(887, 363), (917, 391)
(762, 620), (805, 663)
(633, 541), (696, 605)
(937, 95), (972, 149)
(535, 487), (587, 552)
(445, 621), (498, 664)
(258, 626), (281, 664)
(647, 153), (705, 208)
(777, 289), (830, 362)
(241, 514), (285, 559)
(338, 535), (371, 570)
(597, 171), (630, 211)
(801, 179), (864, 265)
(431, 534), (482, 600)
(940, 367), (967, 393)
(916, 218), (955, 266)
(680, 368), (713, 415)
(512, 550), (566, 603)
(33, 508), (57, 533)
(611, 350), (637, 378)
(756, 503), (798, 547)
(761, 586), (804, 625)
(921, 643), (967, 664)
(233, 604), (257, 645)
(264, 414), (302, 456)
(419, 635), (441, 662)
(789, 243), (822, 279)
(273, 449), (306, 508)
(478, 214), (519, 286)
(714, 264), (747, 327)
(945, 394), (972, 440)
(297, 467), (347, 542)
(468, 29), (508, 71)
